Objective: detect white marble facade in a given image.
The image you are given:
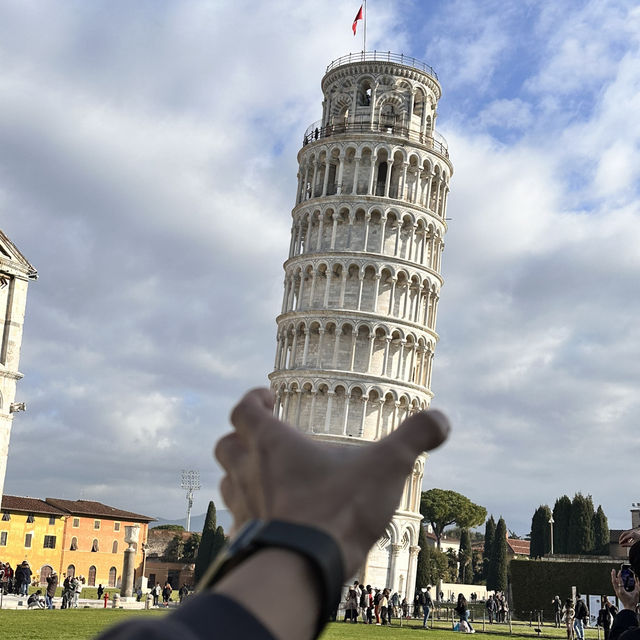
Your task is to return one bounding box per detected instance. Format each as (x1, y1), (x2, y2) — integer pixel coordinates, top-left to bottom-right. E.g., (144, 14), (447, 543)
(0, 230), (37, 501)
(269, 52), (452, 597)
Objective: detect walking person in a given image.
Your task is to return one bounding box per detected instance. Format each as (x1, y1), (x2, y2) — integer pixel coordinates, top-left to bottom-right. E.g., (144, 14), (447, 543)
(486, 594), (497, 624)
(423, 586), (433, 628)
(597, 597), (614, 640)
(162, 581), (172, 607)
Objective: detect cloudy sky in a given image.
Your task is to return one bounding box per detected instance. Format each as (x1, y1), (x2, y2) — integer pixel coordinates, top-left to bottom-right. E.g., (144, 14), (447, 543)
(1, 0), (639, 536)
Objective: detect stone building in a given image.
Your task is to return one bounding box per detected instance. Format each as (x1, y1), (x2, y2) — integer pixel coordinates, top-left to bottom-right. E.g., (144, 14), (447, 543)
(0, 230), (37, 501)
(268, 51), (453, 596)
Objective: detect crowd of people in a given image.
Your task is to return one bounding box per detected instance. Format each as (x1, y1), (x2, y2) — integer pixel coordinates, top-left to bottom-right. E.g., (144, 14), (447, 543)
(485, 592), (509, 623)
(0, 560), (32, 595)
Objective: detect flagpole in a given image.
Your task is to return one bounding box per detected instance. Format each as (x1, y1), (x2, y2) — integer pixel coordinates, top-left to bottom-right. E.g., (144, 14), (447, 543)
(363, 0), (367, 53)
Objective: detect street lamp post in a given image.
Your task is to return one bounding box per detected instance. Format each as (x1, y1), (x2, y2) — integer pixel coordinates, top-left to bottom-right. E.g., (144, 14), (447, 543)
(549, 515), (555, 555)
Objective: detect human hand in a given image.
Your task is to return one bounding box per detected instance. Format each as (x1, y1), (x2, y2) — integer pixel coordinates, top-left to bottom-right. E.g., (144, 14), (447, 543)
(611, 569), (640, 611)
(619, 529), (640, 547)
(215, 387), (450, 578)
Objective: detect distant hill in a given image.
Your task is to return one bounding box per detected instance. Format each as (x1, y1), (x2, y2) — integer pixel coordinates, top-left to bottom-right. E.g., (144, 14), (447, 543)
(152, 509), (233, 534)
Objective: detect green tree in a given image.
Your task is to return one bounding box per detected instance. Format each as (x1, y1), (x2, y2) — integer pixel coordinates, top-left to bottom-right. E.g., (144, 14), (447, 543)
(471, 548), (484, 584)
(488, 517), (508, 592)
(415, 525), (431, 591)
(592, 505), (609, 555)
(530, 505), (552, 558)
(183, 532), (201, 561)
(420, 489), (487, 550)
(568, 493), (594, 554)
(553, 495), (572, 554)
(152, 524), (185, 532)
(483, 515), (496, 580)
(194, 501), (217, 582)
(458, 528), (472, 583)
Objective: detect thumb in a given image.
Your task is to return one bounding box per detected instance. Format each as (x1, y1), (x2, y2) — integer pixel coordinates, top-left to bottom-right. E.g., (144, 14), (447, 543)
(367, 409), (450, 474)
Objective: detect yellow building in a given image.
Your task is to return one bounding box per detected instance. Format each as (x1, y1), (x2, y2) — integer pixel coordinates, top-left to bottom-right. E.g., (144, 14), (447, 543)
(0, 495), (66, 582)
(1, 495), (154, 587)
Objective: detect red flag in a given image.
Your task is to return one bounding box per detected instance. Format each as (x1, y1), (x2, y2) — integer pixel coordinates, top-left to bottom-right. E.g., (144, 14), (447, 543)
(352, 5), (363, 35)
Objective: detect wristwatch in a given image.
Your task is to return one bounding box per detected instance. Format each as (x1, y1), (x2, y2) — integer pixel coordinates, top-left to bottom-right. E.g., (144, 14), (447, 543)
(197, 519), (345, 638)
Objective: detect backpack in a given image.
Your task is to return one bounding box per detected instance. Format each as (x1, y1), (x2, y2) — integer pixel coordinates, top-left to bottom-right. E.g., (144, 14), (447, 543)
(419, 592), (427, 606)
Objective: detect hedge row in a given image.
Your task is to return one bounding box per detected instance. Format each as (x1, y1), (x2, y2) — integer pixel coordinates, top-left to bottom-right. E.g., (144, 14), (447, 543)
(510, 558), (620, 618)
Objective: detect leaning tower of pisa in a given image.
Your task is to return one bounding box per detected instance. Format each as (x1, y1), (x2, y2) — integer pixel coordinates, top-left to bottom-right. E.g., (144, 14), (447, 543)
(268, 52), (453, 595)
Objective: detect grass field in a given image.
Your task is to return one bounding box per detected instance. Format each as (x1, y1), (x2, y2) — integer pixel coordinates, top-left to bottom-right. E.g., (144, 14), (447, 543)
(0, 608), (604, 640)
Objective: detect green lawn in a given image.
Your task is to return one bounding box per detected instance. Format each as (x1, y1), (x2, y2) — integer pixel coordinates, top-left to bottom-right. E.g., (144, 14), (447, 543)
(0, 608), (604, 640)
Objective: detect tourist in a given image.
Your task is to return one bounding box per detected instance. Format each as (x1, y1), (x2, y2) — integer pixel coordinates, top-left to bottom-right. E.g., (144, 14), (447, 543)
(152, 583), (160, 606)
(486, 594), (496, 623)
(423, 585), (433, 628)
(162, 581), (172, 606)
(455, 593), (474, 632)
(366, 585), (374, 624)
(401, 596), (409, 619)
(553, 595), (563, 628)
(344, 587), (358, 622)
(46, 570), (58, 609)
(379, 588), (390, 625)
(179, 585), (189, 604)
(97, 584), (104, 600)
(95, 387), (449, 640)
(574, 593), (588, 640)
(373, 587), (382, 624)
(610, 541), (640, 640)
(598, 597), (614, 640)
(390, 591), (399, 622)
(20, 562), (32, 595)
(562, 597), (575, 640)
(28, 589), (46, 609)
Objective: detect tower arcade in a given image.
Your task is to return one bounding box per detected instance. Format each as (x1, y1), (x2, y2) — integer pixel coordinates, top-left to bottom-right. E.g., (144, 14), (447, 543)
(269, 51), (453, 595)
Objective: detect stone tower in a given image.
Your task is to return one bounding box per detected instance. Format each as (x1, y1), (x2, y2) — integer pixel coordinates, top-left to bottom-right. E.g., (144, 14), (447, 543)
(269, 52), (452, 596)
(0, 229), (37, 500)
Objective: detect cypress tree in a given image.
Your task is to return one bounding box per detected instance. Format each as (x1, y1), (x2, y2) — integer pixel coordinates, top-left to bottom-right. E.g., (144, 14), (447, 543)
(592, 505), (609, 555)
(458, 528), (472, 583)
(488, 517), (508, 592)
(530, 505), (552, 558)
(568, 493), (594, 554)
(553, 495), (572, 554)
(415, 524), (431, 591)
(483, 516), (496, 581)
(194, 500), (217, 582)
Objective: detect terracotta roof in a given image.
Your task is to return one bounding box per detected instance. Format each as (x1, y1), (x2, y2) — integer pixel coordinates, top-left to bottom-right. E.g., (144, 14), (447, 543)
(1, 495), (66, 515)
(44, 498), (154, 522)
(507, 538), (530, 556)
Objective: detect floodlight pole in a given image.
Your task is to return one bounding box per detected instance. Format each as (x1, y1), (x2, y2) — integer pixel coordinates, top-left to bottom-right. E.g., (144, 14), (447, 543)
(181, 470), (201, 532)
(549, 515), (554, 555)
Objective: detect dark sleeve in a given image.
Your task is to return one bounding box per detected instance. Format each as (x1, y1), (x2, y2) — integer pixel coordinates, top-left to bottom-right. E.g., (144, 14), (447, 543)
(96, 593), (277, 640)
(610, 609), (640, 640)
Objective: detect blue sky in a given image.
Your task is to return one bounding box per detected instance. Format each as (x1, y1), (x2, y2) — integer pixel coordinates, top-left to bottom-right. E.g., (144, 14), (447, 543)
(1, 0), (639, 537)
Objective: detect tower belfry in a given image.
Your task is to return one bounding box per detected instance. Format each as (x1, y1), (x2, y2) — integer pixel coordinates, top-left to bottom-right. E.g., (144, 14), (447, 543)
(269, 51), (453, 595)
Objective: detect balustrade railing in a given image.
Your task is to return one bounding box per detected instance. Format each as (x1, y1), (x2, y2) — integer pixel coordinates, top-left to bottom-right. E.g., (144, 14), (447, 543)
(302, 120), (449, 158)
(326, 51), (438, 81)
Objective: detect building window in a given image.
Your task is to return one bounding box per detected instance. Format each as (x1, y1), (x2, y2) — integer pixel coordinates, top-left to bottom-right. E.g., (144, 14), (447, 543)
(73, 518), (80, 528)
(49, 515), (56, 525)
(2, 511), (10, 521)
(43, 535), (56, 549)
(88, 565), (96, 586)
(70, 537), (78, 551)
(112, 540), (118, 554)
(67, 564), (75, 579)
(91, 538), (99, 552)
(27, 513), (35, 523)
(94, 520), (101, 530)
(25, 533), (32, 548)
(114, 522), (120, 532)
(109, 566), (117, 587)
(0, 531), (7, 546)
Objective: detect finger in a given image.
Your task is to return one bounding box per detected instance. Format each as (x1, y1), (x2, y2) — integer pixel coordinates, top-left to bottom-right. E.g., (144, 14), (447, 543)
(368, 409), (450, 473)
(229, 388), (277, 438)
(215, 433), (249, 474)
(220, 475), (251, 536)
(611, 569), (620, 595)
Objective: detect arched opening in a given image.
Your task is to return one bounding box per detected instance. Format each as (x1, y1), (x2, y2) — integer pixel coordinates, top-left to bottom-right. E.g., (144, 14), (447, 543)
(39, 565), (53, 586)
(109, 566), (117, 588)
(66, 564), (75, 579)
(112, 540), (118, 554)
(91, 538), (99, 552)
(88, 565), (97, 587)
(70, 536), (78, 551)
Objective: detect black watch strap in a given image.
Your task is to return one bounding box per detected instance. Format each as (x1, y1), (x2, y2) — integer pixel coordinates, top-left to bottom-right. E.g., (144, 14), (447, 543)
(198, 519), (344, 639)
